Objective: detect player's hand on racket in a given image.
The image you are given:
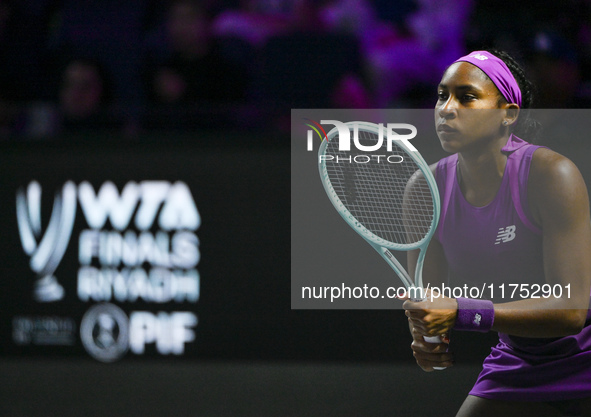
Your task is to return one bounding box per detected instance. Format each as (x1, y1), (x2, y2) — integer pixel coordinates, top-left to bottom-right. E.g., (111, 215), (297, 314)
(409, 322), (454, 372)
(402, 290), (458, 338)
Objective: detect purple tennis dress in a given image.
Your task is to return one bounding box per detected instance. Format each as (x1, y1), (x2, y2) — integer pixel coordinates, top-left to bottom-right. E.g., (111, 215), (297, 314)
(435, 134), (591, 401)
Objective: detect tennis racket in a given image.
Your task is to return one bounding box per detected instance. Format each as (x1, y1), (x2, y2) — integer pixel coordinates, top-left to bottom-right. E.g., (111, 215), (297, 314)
(318, 121), (446, 367)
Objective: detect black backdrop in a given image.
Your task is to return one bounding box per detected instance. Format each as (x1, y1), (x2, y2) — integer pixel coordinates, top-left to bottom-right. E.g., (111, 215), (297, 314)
(0, 133), (508, 364)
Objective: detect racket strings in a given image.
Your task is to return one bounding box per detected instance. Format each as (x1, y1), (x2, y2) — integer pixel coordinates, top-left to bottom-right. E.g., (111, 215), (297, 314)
(325, 129), (434, 246)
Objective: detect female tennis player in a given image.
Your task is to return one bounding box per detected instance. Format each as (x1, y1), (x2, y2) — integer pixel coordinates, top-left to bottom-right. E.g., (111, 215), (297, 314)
(403, 50), (591, 416)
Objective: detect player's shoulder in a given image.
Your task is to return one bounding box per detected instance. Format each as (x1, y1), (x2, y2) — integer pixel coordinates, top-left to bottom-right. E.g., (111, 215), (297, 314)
(530, 147), (582, 186)
(529, 147), (587, 207)
(528, 146), (590, 227)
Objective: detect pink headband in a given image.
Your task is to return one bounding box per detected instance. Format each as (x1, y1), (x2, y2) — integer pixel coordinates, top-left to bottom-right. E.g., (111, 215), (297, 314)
(454, 51), (522, 106)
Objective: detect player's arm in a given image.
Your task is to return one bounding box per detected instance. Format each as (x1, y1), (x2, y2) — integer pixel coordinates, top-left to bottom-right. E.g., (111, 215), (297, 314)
(408, 150), (591, 339)
(491, 149), (591, 337)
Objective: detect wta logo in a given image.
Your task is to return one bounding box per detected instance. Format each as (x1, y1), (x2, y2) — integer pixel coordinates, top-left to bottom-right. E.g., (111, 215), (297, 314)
(17, 181), (77, 302)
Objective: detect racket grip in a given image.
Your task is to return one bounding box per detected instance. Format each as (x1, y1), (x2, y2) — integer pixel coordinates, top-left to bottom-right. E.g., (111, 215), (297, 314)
(411, 298), (448, 370)
(423, 335), (447, 370)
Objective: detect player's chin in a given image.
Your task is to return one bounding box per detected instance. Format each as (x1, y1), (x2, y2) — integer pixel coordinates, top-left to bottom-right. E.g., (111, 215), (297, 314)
(440, 140), (459, 153)
(437, 135), (461, 154)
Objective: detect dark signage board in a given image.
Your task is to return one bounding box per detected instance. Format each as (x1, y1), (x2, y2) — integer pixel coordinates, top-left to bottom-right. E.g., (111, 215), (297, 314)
(0, 139), (290, 362)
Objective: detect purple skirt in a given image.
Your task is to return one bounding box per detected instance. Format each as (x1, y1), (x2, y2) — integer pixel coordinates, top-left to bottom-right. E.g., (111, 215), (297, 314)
(470, 316), (591, 401)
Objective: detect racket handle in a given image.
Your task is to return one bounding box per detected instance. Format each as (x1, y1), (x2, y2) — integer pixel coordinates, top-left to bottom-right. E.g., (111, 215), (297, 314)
(411, 297), (448, 370)
(422, 335), (447, 370)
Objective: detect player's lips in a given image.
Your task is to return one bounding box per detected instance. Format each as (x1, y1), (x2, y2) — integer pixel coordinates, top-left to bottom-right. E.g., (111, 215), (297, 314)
(437, 124), (458, 133)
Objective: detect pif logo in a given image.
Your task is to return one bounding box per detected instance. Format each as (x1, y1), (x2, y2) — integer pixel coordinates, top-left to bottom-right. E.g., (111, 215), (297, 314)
(304, 120), (418, 152)
(80, 302), (197, 362)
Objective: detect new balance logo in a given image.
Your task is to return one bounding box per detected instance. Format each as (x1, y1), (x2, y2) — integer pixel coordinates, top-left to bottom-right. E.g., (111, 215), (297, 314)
(495, 225), (516, 244)
(470, 53), (488, 61)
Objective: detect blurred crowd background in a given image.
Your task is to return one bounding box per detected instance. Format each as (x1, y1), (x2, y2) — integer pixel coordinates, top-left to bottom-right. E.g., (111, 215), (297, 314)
(0, 0), (590, 139)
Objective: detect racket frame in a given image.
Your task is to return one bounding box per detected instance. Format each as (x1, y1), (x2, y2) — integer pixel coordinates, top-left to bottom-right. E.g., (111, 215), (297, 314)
(318, 121), (440, 293)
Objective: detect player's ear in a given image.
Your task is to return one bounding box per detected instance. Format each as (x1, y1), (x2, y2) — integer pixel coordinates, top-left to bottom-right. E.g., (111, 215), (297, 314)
(502, 103), (519, 127)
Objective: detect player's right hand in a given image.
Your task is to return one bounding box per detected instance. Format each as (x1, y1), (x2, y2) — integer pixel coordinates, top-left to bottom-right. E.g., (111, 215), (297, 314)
(410, 322), (454, 372)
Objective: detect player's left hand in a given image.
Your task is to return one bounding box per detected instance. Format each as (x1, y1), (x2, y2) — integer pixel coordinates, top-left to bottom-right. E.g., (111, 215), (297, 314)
(410, 325), (454, 371)
(402, 290), (458, 337)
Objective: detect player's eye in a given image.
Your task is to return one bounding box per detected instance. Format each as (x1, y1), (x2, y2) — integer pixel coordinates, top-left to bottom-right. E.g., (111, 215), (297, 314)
(437, 91), (448, 101)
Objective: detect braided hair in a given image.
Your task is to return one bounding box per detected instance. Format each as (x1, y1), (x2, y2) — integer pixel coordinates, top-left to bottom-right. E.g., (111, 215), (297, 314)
(488, 49), (541, 141)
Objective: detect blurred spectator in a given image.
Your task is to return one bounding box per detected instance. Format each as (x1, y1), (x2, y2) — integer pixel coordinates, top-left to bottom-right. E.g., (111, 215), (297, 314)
(320, 0), (473, 107)
(2, 0), (590, 138)
(211, 0), (305, 48)
(256, 31), (372, 110)
(13, 57), (121, 137)
(318, 0), (400, 94)
(49, 0), (148, 134)
(56, 58), (125, 132)
(144, 0), (249, 106)
(466, 0), (591, 108)
(525, 31), (590, 108)
(59, 59), (111, 120)
(251, 0), (374, 120)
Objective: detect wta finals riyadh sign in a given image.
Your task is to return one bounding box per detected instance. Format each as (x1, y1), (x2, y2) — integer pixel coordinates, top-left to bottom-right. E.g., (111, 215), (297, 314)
(15, 180), (201, 361)
(17, 180), (201, 303)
